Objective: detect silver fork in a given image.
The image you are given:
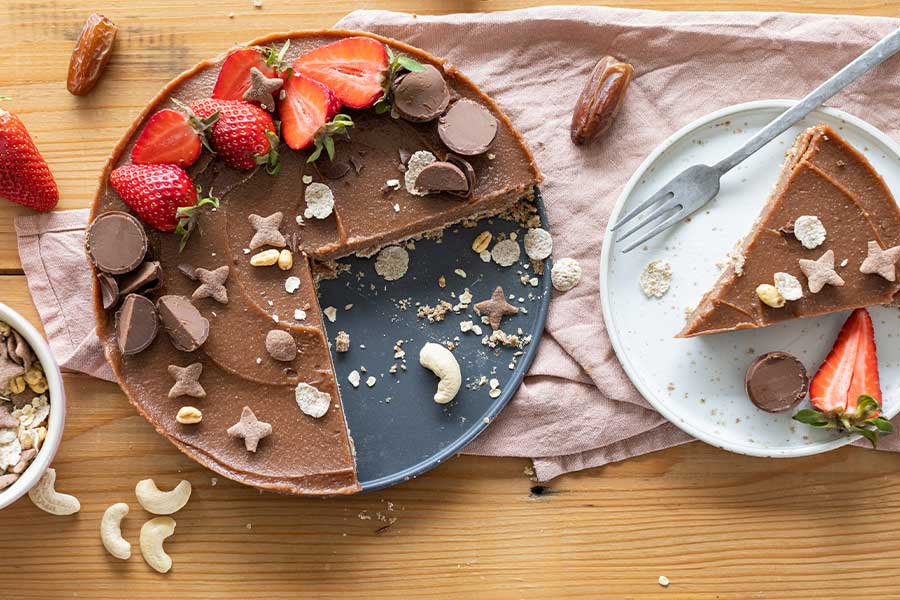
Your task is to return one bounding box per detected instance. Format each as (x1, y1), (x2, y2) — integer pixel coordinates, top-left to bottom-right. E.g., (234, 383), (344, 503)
(612, 27), (900, 254)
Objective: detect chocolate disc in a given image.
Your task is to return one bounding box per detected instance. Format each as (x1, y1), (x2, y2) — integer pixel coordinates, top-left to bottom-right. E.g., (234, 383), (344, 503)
(392, 64), (451, 123)
(414, 161), (470, 196)
(118, 261), (163, 297)
(85, 211), (148, 275)
(438, 99), (498, 156)
(745, 352), (809, 413)
(157, 295), (209, 352)
(115, 294), (158, 356)
(445, 154), (477, 197)
(98, 272), (119, 311)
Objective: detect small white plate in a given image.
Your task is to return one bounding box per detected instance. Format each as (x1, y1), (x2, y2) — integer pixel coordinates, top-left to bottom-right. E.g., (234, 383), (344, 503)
(600, 100), (900, 457)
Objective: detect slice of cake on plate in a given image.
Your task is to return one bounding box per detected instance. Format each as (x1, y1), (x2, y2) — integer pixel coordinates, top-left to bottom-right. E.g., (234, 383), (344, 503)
(679, 123), (900, 338)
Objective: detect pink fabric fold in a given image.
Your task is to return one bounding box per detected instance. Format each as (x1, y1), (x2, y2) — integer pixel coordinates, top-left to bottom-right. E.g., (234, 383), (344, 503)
(16, 6), (900, 481)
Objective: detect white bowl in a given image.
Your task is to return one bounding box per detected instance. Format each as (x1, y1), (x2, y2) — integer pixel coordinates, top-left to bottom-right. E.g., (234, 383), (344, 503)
(0, 302), (66, 510)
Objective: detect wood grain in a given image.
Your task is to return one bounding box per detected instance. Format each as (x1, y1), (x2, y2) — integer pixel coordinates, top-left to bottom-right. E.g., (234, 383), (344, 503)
(2, 1), (900, 599)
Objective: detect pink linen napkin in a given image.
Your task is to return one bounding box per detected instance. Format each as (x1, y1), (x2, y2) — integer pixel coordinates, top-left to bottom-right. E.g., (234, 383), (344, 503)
(16, 6), (900, 481)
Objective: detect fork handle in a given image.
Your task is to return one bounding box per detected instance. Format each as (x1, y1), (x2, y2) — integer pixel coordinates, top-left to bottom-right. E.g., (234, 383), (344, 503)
(714, 27), (900, 174)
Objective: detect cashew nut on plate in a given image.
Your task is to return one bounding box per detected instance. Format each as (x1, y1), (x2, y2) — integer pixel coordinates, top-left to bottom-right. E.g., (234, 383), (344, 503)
(100, 502), (132, 560)
(27, 468), (80, 515)
(135, 478), (191, 515)
(140, 516), (176, 573)
(419, 342), (462, 404)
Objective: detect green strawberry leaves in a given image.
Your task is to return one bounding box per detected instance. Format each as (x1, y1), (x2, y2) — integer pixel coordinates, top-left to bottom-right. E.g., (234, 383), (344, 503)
(254, 130), (281, 175)
(308, 113), (353, 163)
(260, 40), (293, 79)
(793, 394), (893, 448)
(374, 45), (426, 115)
(175, 188), (220, 252)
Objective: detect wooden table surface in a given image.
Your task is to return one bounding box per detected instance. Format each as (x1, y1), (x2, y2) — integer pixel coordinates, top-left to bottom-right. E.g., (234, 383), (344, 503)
(3, 1), (900, 598)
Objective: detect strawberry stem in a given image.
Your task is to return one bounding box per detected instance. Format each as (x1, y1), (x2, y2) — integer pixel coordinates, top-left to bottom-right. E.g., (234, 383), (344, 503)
(260, 40), (293, 78)
(307, 114), (353, 163)
(254, 130), (281, 175)
(174, 187), (220, 252)
(171, 98), (219, 155)
(374, 46), (426, 115)
(793, 394), (892, 448)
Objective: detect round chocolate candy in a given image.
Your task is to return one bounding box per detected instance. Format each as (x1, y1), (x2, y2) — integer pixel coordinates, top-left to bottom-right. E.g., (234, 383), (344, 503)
(115, 294), (158, 356)
(392, 64), (450, 123)
(745, 352), (809, 413)
(85, 211), (148, 275)
(414, 161), (470, 196)
(438, 99), (498, 156)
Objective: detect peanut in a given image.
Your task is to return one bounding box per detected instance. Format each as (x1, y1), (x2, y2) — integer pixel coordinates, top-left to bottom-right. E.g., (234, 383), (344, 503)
(176, 406), (202, 425)
(250, 249), (280, 267)
(10, 376), (25, 394)
(756, 284), (785, 308)
(471, 231), (492, 253)
(277, 249), (293, 271)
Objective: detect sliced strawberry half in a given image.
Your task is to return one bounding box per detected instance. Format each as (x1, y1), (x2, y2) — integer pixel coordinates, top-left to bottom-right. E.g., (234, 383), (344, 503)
(131, 108), (217, 167)
(293, 37), (388, 109)
(278, 73), (339, 150)
(794, 308), (892, 446)
(212, 48), (278, 101)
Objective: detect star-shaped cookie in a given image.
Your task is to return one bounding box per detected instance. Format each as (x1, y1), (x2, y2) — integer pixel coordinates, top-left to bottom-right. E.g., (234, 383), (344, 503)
(799, 249), (845, 293)
(474, 286), (519, 330)
(242, 67), (283, 111)
(167, 363), (206, 399)
(860, 240), (900, 282)
(227, 406), (272, 452)
(192, 266), (230, 304)
(248, 212), (286, 250)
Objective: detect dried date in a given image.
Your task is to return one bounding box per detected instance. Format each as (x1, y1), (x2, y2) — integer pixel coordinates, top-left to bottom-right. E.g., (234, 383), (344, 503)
(67, 13), (118, 96)
(570, 56), (634, 146)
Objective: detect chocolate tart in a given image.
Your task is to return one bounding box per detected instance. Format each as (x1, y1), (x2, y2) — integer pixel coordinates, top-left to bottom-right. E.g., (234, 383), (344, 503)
(680, 124), (900, 337)
(89, 31), (541, 495)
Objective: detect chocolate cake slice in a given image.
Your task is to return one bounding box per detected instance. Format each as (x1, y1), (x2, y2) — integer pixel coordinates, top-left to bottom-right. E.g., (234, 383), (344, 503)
(679, 124), (900, 338)
(89, 31), (541, 495)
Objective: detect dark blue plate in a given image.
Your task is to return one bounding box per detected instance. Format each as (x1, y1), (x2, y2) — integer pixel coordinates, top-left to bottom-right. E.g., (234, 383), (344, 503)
(317, 190), (550, 491)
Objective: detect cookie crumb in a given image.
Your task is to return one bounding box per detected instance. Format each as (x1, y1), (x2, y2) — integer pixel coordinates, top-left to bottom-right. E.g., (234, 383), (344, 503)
(491, 239), (521, 267)
(323, 306), (338, 322)
(523, 228), (552, 260)
(375, 246), (410, 281)
(551, 258), (582, 292)
(793, 215), (826, 249)
(335, 331), (350, 353)
(774, 272), (803, 301)
(639, 259), (672, 299)
(303, 182), (335, 219)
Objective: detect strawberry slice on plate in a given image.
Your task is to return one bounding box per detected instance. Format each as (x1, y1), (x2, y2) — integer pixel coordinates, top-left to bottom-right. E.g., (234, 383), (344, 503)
(212, 47), (279, 101)
(794, 308), (893, 446)
(278, 73), (340, 151)
(131, 108), (218, 167)
(293, 36), (388, 109)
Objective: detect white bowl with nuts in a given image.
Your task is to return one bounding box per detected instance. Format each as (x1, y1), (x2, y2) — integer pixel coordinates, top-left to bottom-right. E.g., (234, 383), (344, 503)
(0, 303), (65, 510)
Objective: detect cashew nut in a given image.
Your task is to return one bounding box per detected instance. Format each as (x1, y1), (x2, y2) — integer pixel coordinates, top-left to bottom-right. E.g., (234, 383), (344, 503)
(419, 342), (462, 404)
(27, 468), (80, 515)
(100, 502), (131, 560)
(139, 516), (176, 573)
(135, 479), (191, 515)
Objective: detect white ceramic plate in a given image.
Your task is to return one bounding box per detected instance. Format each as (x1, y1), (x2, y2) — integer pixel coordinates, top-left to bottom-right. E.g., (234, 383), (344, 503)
(600, 100), (900, 457)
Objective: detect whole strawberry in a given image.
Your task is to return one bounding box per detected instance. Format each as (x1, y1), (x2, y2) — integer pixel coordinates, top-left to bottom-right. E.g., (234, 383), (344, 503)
(109, 163), (217, 249)
(189, 98), (279, 174)
(0, 108), (59, 211)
